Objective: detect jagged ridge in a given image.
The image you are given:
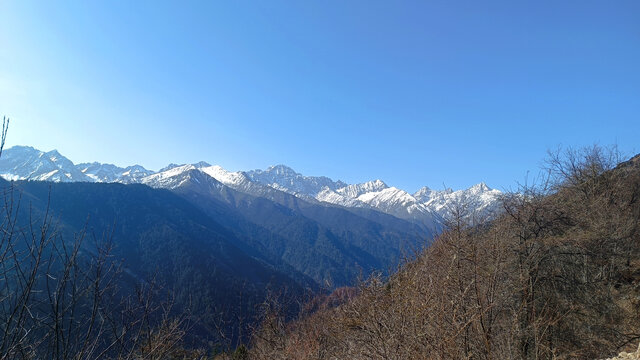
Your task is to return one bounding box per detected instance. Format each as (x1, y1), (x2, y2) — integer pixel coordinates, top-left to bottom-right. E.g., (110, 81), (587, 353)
(0, 145), (503, 226)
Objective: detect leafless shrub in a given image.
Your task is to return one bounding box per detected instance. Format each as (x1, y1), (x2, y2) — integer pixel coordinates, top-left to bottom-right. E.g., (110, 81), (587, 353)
(246, 145), (640, 360)
(0, 117), (198, 359)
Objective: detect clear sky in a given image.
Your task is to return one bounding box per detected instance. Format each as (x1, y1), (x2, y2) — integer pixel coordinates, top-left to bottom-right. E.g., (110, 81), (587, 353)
(1, 1), (638, 192)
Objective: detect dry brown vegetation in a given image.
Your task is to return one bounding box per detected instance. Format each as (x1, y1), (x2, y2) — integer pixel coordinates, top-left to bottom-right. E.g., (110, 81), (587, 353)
(2, 114), (638, 360)
(246, 145), (640, 360)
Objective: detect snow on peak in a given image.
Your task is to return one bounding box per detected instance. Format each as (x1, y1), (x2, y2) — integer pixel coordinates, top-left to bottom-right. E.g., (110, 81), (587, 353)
(193, 161), (212, 169)
(413, 186), (435, 202)
(357, 186), (414, 206)
(200, 165), (251, 188)
(0, 146), (91, 182)
(0, 145), (504, 227)
(265, 164), (298, 177)
(469, 182), (491, 193)
(152, 164), (195, 178)
(418, 182), (503, 224)
(335, 180), (388, 198)
(316, 186), (367, 208)
(246, 165), (347, 197)
(158, 163), (183, 172)
(141, 164), (197, 189)
(413, 186), (454, 202)
(45, 149), (63, 161)
(77, 162), (154, 183)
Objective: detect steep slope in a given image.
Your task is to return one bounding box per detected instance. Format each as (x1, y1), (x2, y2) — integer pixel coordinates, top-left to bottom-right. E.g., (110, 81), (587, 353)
(141, 167), (319, 288)
(246, 164), (348, 199)
(0, 146), (92, 182)
(0, 146), (434, 287)
(140, 164), (201, 189)
(197, 164), (435, 237)
(248, 151), (640, 360)
(77, 162), (154, 183)
(336, 179), (389, 198)
(199, 165), (278, 198)
(3, 178), (307, 344)
(243, 163), (501, 227)
(142, 165), (431, 287)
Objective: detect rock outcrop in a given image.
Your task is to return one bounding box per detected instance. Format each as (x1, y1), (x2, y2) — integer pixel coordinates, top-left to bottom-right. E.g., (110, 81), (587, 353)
(604, 343), (640, 360)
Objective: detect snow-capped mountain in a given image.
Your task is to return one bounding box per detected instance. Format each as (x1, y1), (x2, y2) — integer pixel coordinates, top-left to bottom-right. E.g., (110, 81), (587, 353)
(0, 145), (503, 227)
(0, 146), (92, 182)
(243, 165), (502, 226)
(198, 164), (299, 201)
(315, 181), (438, 226)
(141, 164), (198, 189)
(246, 165), (348, 199)
(413, 186), (449, 203)
(415, 182), (503, 223)
(309, 180), (500, 226)
(336, 180), (389, 198)
(77, 162), (154, 183)
(0, 146), (154, 184)
(140, 163), (230, 197)
(200, 165), (254, 191)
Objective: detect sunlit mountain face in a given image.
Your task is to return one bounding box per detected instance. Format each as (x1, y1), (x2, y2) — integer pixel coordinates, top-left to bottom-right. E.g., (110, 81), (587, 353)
(0, 145), (504, 228)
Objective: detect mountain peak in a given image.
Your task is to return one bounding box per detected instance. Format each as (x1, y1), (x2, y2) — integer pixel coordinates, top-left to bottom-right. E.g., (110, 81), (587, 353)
(159, 163), (183, 172)
(45, 149), (62, 155)
(0, 145), (504, 227)
(414, 186), (435, 201)
(8, 145), (37, 152)
(469, 182), (491, 193)
(125, 164), (147, 171)
(246, 164), (347, 197)
(200, 165), (252, 187)
(335, 179), (389, 199)
(140, 164), (200, 189)
(0, 146), (89, 182)
(44, 149), (67, 162)
(193, 161), (211, 168)
(371, 179), (387, 188)
(266, 164), (298, 176)
(355, 179), (389, 192)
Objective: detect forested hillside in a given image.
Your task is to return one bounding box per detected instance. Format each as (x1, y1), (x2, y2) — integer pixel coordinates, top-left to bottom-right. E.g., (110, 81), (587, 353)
(0, 165), (431, 356)
(0, 178), (311, 351)
(170, 168), (430, 287)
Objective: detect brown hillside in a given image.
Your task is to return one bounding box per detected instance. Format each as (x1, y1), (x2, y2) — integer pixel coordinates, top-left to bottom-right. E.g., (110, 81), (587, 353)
(246, 147), (640, 360)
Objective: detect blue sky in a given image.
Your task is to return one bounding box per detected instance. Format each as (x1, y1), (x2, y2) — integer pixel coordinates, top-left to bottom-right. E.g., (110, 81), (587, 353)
(1, 1), (638, 192)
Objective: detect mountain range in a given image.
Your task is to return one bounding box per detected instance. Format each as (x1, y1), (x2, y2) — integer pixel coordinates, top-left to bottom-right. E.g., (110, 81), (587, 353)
(0, 144), (505, 345)
(0, 145), (503, 228)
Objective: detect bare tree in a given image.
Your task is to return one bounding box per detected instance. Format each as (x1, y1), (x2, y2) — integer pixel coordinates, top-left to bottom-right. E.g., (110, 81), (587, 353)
(0, 116), (199, 359)
(245, 145), (640, 360)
